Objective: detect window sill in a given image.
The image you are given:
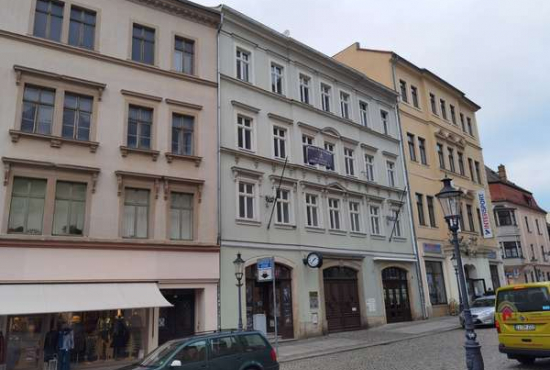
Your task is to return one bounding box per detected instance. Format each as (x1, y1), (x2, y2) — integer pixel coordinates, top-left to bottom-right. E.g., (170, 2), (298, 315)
(350, 232), (367, 238)
(120, 146), (160, 161)
(305, 226), (326, 234)
(391, 237), (407, 242)
(235, 219), (262, 226)
(274, 223), (296, 230)
(328, 229), (347, 236)
(165, 152), (202, 166)
(9, 130), (99, 153)
(371, 235), (386, 240)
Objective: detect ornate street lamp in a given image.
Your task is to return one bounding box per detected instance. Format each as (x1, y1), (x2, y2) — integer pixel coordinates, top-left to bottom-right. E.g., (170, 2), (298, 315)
(451, 253), (464, 312)
(233, 252), (245, 331)
(436, 177), (484, 370)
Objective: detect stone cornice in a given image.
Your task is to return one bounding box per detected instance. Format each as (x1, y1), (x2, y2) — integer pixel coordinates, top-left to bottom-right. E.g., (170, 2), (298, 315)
(129, 0), (220, 28)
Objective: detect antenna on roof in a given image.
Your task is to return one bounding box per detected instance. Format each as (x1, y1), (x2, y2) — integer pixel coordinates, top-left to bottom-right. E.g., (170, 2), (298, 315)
(283, 29), (290, 37)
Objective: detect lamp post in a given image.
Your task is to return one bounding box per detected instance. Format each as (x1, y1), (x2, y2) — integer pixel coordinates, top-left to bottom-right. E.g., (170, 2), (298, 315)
(436, 177), (484, 370)
(233, 252), (245, 331)
(451, 253), (464, 312)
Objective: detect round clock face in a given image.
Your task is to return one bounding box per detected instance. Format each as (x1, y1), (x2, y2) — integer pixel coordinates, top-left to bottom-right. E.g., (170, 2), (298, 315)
(307, 253), (322, 268)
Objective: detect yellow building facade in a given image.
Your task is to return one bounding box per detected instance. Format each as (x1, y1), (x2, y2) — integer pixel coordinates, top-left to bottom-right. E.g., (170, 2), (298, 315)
(335, 43), (504, 317)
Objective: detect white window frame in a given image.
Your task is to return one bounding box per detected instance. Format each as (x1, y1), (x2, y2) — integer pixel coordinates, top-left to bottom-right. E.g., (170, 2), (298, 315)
(380, 109), (389, 135)
(324, 141), (336, 172)
(344, 147), (355, 176)
(236, 179), (258, 222)
(270, 62), (284, 95)
(275, 187), (294, 226)
(339, 90), (351, 119)
(364, 154), (375, 182)
(390, 209), (402, 238)
(320, 82), (332, 112)
(386, 160), (396, 187)
(305, 192), (322, 228)
(299, 73), (311, 105)
(302, 133), (315, 166)
(235, 46), (252, 83)
(359, 100), (369, 127)
(370, 204), (382, 236)
(327, 197), (342, 231)
(236, 113), (255, 152)
(272, 125), (287, 160)
(349, 200), (362, 233)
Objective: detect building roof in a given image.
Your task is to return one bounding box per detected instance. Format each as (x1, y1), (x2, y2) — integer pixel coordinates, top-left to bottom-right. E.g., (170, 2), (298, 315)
(486, 166), (546, 214)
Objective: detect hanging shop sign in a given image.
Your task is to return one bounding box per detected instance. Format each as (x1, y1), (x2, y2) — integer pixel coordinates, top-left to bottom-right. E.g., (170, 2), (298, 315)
(477, 190), (493, 238)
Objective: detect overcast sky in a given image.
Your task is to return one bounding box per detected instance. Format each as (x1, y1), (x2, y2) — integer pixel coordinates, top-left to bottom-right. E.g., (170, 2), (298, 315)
(198, 0), (550, 211)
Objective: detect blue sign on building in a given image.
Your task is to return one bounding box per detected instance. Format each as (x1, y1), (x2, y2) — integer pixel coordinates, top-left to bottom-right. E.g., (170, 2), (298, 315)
(423, 243), (442, 254)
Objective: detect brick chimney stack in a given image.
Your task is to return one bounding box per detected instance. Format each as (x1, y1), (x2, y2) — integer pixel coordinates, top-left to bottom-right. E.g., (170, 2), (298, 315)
(498, 164), (507, 181)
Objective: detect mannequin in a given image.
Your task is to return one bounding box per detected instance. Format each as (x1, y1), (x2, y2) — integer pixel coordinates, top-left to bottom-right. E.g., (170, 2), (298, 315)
(111, 315), (128, 359)
(57, 324), (74, 370)
(44, 321), (59, 363)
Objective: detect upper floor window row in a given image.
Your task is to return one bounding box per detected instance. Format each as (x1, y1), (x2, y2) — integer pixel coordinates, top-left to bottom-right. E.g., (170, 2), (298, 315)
(399, 79), (420, 109)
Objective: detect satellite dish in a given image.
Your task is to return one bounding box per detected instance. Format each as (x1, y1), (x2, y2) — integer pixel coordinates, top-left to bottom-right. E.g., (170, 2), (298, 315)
(283, 29), (290, 37)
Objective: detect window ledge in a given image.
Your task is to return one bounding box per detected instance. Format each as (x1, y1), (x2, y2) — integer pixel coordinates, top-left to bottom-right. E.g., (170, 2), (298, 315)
(328, 229), (347, 236)
(9, 130), (99, 153)
(305, 226), (326, 234)
(274, 223), (296, 230)
(165, 152), (202, 166)
(371, 235), (386, 240)
(120, 146), (160, 161)
(391, 237), (407, 242)
(235, 219), (262, 226)
(350, 232), (367, 238)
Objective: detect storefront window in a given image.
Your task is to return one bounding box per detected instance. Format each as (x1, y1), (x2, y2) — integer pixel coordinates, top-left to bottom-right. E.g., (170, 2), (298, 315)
(425, 261), (447, 305)
(5, 309), (147, 370)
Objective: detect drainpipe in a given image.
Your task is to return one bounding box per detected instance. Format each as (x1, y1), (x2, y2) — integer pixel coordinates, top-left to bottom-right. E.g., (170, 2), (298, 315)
(390, 57), (428, 319)
(216, 7), (224, 331)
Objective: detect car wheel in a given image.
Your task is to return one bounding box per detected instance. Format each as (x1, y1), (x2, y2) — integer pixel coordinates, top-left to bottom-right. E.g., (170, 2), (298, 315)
(516, 356), (536, 365)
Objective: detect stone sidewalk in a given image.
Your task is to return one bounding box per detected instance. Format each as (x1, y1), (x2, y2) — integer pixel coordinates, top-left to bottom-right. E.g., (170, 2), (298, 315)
(276, 316), (461, 363)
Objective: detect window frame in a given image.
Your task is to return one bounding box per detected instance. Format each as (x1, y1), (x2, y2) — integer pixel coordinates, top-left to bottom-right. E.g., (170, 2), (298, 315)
(301, 133), (315, 165)
(450, 105), (456, 124)
(399, 80), (408, 103)
(274, 187), (294, 226)
(349, 200), (363, 233)
(320, 82), (332, 112)
(358, 100), (369, 127)
(344, 147), (355, 177)
(32, 0), (65, 42)
(407, 133), (417, 162)
(125, 104), (155, 150)
(339, 90), (351, 119)
(270, 62), (284, 95)
(52, 180), (88, 236)
(436, 143), (445, 169)
(390, 208), (402, 238)
(364, 154), (375, 182)
(457, 151), (465, 176)
(410, 85), (419, 108)
(369, 204), (382, 236)
(130, 22), (157, 66)
(429, 93), (437, 115)
(272, 125), (288, 160)
(235, 113), (255, 152)
(416, 193), (426, 226)
(427, 195), (437, 228)
(168, 107), (199, 157)
(305, 192), (322, 229)
(327, 197), (343, 231)
(386, 160), (396, 187)
(299, 73), (311, 105)
(172, 34), (197, 75)
(440, 99), (447, 120)
(236, 179), (258, 222)
(68, 5), (97, 50)
(235, 46), (252, 83)
(418, 137), (427, 165)
(447, 147), (456, 173)
(425, 260), (448, 305)
(380, 109), (389, 135)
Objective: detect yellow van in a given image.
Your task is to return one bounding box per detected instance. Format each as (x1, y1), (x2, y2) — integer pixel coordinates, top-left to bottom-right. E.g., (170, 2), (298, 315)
(495, 282), (550, 365)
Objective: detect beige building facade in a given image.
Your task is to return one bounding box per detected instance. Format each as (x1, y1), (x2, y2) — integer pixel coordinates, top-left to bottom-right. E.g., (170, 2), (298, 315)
(0, 1), (220, 370)
(335, 43), (504, 317)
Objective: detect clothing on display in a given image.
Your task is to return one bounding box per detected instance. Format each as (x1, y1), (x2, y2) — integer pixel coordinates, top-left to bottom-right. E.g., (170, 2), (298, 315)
(57, 328), (74, 370)
(0, 331), (5, 365)
(43, 329), (59, 362)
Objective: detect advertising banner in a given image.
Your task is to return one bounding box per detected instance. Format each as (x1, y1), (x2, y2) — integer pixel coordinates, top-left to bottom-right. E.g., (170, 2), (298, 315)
(477, 190), (493, 238)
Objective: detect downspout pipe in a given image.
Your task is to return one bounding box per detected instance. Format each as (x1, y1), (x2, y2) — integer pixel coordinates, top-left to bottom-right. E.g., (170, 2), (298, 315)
(390, 56), (428, 320)
(216, 7), (224, 331)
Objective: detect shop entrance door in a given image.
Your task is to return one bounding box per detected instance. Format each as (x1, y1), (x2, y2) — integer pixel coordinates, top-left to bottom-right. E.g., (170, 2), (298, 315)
(490, 264), (501, 290)
(245, 264), (294, 339)
(382, 267), (412, 323)
(323, 267), (361, 333)
(159, 290), (195, 345)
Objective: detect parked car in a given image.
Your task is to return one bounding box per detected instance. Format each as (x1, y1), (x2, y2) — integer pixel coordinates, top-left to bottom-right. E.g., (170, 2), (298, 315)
(118, 330), (279, 370)
(459, 295), (496, 327)
(496, 282), (550, 365)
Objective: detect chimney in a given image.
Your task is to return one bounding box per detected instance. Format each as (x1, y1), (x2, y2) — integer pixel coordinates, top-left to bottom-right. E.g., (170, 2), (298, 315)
(498, 164), (507, 181)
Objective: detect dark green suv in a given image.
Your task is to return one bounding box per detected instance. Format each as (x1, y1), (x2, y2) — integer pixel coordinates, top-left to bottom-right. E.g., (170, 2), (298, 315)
(120, 331), (279, 370)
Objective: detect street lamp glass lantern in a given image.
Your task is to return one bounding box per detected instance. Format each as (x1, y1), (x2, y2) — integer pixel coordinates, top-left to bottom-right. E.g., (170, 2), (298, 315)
(233, 252), (245, 281)
(435, 177), (463, 218)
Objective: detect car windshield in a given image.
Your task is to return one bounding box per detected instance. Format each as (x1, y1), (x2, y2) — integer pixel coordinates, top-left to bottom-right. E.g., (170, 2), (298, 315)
(140, 341), (182, 367)
(471, 298), (495, 308)
(497, 287), (550, 313)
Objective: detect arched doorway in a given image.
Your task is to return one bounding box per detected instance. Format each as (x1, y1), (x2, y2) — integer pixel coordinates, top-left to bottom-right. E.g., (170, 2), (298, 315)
(382, 267), (412, 323)
(323, 266), (361, 332)
(245, 263), (294, 338)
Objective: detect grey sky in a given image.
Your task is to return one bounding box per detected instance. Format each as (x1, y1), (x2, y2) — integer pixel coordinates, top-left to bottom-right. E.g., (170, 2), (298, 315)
(199, 0), (550, 210)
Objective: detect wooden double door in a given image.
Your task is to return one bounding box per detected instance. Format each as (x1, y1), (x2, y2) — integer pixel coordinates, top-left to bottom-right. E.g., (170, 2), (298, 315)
(382, 267), (412, 323)
(323, 267), (361, 333)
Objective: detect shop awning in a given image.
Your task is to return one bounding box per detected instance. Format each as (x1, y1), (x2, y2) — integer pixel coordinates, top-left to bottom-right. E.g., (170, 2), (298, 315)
(0, 282), (172, 315)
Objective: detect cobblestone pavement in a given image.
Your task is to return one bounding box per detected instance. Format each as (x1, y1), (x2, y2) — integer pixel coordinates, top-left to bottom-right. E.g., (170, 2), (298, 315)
(280, 327), (550, 370)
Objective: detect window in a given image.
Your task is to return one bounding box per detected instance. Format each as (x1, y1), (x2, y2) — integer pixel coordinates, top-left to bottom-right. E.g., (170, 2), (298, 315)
(448, 148), (456, 172)
(127, 105), (153, 149)
(240, 334), (268, 352)
(302, 135), (313, 164)
(210, 336), (241, 359)
(275, 189), (291, 225)
(386, 161), (396, 187)
(380, 110), (389, 135)
(496, 209), (516, 226)
(365, 154), (375, 182)
(170, 192), (193, 240)
(340, 92), (350, 119)
(299, 74), (310, 104)
(359, 101), (368, 126)
(305, 193), (320, 227)
(321, 83), (331, 112)
(468, 158), (475, 181)
(525, 216), (532, 233)
(391, 209), (402, 237)
(477, 207), (483, 236)
(132, 24), (155, 65)
(399, 80), (408, 103)
(457, 152), (465, 176)
(271, 63), (284, 94)
(502, 241), (521, 258)
(416, 193), (426, 226)
(407, 133), (417, 162)
(436, 144), (445, 169)
(459, 206), (465, 231)
(440, 99), (447, 120)
(425, 261), (447, 305)
(536, 219), (542, 234)
(174, 340), (206, 363)
(543, 246), (548, 262)
(324, 142), (335, 171)
(8, 177), (47, 234)
(427, 196), (437, 227)
(122, 188), (150, 238)
(237, 115), (253, 151)
(171, 113), (194, 155)
(62, 93), (92, 141)
(474, 161), (481, 184)
(236, 49), (250, 82)
(430, 93), (437, 114)
(467, 117), (474, 136)
(33, 0), (64, 41)
(450, 105), (456, 124)
(460, 113), (466, 132)
(21, 85), (55, 135)
(349, 201), (361, 233)
(344, 148), (355, 176)
(328, 198), (341, 230)
(418, 137), (427, 165)
(466, 204), (475, 232)
(53, 181), (86, 236)
(238, 181), (255, 220)
(174, 37), (195, 74)
(411, 85), (419, 108)
(272, 126), (287, 159)
(68, 6), (96, 49)
(531, 244), (536, 261)
(370, 205), (381, 235)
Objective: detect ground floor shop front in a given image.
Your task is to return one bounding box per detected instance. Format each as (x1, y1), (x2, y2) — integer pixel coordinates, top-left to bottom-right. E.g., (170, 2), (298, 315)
(219, 245), (424, 339)
(0, 245), (219, 370)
